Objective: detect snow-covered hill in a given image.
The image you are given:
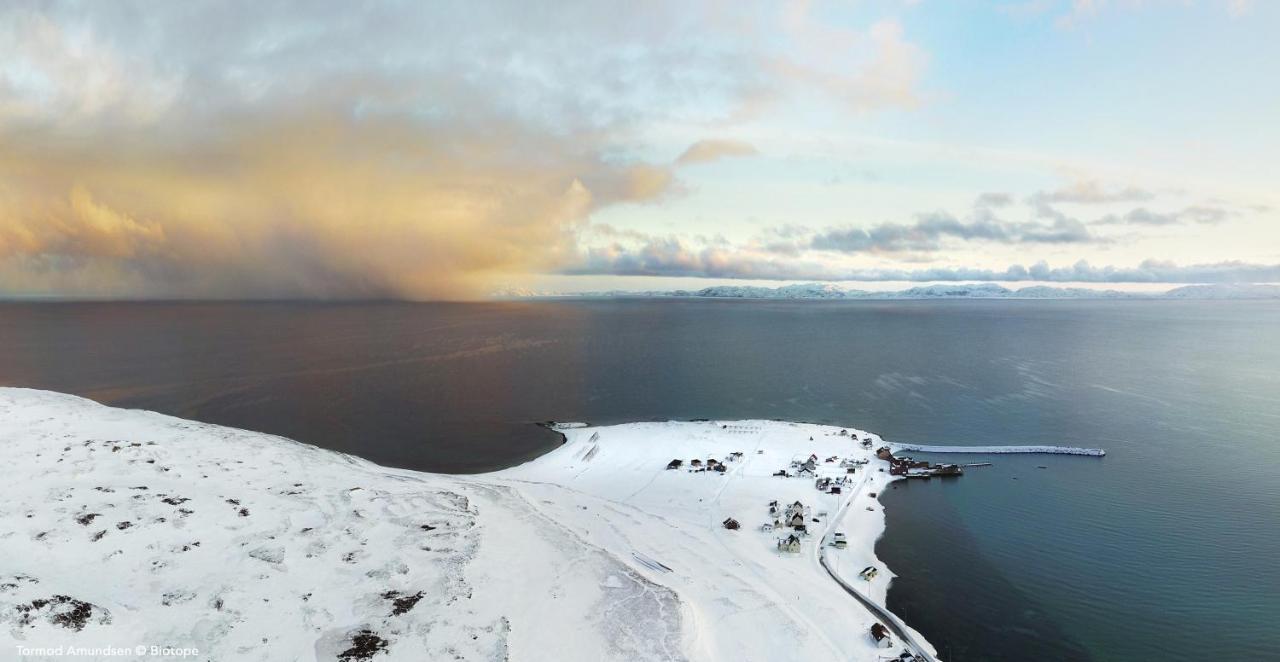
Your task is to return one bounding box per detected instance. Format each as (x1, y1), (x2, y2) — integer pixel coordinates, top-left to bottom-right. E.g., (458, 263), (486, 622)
(1, 389), (931, 662)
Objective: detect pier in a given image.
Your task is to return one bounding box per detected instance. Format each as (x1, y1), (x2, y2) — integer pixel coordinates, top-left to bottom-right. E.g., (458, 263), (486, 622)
(890, 444), (1107, 457)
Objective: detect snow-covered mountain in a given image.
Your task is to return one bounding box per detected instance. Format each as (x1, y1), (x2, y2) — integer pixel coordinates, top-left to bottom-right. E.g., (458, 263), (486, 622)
(1162, 283), (1280, 299)
(503, 282), (1279, 300)
(688, 283), (851, 299)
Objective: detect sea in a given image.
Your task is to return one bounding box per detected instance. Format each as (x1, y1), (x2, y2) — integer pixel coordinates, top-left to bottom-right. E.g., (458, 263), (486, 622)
(1, 298), (1276, 661)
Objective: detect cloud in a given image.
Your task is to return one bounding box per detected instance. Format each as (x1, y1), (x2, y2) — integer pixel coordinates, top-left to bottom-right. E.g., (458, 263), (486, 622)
(675, 139), (759, 165)
(975, 192), (1015, 208)
(1094, 205), (1235, 226)
(566, 236), (839, 281)
(0, 1), (933, 299)
(1022, 0), (1259, 28)
(565, 240), (1280, 284)
(0, 111), (673, 299)
(807, 210), (1100, 254)
(768, 13), (928, 112)
(1028, 180), (1154, 205)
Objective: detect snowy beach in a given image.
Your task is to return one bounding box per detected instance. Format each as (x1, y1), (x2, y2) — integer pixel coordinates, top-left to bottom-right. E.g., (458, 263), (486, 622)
(0, 388), (934, 661)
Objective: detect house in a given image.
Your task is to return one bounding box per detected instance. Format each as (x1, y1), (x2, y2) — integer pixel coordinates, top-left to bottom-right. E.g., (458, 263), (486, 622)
(690, 459), (702, 467)
(876, 446), (894, 460)
(870, 623), (893, 648)
(722, 518), (740, 530)
(777, 534), (802, 553)
(830, 486), (842, 495)
(666, 459), (683, 470)
(788, 512), (806, 528)
(831, 532), (847, 548)
(859, 566), (879, 581)
(772, 470), (789, 477)
(714, 464), (727, 473)
(706, 458), (719, 467)
(861, 439), (873, 449)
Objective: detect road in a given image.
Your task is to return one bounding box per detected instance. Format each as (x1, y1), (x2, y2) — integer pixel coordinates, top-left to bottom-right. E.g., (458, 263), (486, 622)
(813, 470), (941, 662)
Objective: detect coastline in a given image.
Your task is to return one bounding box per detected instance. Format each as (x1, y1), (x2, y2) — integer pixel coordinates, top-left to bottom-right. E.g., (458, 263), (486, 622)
(1, 388), (935, 661)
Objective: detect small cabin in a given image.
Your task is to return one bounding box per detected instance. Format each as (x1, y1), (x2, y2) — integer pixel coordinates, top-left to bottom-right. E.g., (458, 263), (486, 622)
(788, 513), (806, 528)
(690, 459), (702, 467)
(666, 459), (683, 470)
(707, 458), (719, 467)
(777, 534), (802, 553)
(870, 623), (892, 648)
(722, 518), (740, 530)
(859, 566), (879, 581)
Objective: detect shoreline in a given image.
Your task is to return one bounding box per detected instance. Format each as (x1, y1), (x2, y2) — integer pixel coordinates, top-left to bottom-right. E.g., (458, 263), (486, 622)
(2, 388), (937, 661)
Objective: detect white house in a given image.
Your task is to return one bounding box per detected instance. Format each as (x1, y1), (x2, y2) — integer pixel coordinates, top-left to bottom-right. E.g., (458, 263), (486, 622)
(776, 534), (802, 553)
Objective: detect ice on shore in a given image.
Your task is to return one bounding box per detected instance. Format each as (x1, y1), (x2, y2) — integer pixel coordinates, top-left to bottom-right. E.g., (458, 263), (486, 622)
(0, 389), (932, 661)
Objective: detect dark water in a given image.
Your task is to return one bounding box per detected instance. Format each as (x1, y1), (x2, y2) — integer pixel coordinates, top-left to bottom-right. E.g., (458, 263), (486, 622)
(1, 299), (1277, 660)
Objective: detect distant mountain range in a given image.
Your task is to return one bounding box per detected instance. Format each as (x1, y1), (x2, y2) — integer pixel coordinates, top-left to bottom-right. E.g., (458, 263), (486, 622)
(495, 282), (1280, 300)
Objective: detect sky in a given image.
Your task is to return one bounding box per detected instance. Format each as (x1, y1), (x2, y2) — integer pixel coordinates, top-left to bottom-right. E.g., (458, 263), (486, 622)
(1, 0), (1277, 299)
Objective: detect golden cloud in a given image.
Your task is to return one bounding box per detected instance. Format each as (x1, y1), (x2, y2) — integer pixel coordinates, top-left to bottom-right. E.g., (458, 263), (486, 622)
(675, 139), (759, 165)
(0, 113), (669, 299)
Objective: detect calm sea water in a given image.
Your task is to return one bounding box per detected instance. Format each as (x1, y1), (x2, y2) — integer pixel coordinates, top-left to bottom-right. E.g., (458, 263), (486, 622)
(1, 299), (1277, 660)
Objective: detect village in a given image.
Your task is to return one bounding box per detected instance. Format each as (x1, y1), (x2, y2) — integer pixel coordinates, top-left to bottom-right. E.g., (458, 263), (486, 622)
(661, 426), (945, 660)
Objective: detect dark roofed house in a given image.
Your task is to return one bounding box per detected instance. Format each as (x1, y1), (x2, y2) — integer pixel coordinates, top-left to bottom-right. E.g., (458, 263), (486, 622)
(870, 623), (893, 648)
(666, 459), (683, 470)
(690, 459), (702, 467)
(722, 518), (740, 530)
